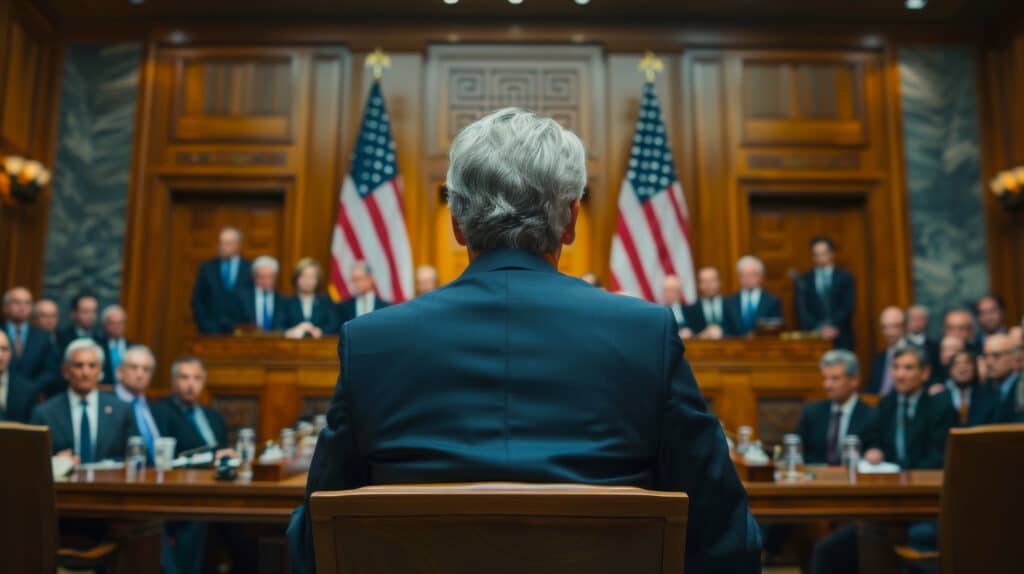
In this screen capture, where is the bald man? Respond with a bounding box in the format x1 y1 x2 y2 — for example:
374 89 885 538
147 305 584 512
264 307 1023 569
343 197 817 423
32 298 60 345
985 334 1020 406
415 265 440 295
867 306 906 395
3 287 58 392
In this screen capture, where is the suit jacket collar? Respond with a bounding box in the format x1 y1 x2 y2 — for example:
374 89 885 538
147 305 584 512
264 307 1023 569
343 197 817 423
461 249 558 277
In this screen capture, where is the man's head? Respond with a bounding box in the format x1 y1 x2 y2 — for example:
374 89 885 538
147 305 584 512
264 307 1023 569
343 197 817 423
661 275 683 306
949 350 979 387
63 338 105 395
944 308 976 342
117 345 156 395
101 305 127 339
810 236 835 269
984 333 1016 381
697 266 721 299
446 108 586 260
891 344 932 395
32 298 59 333
2 287 33 324
976 295 1005 335
415 265 439 295
906 305 929 336
879 306 906 348
171 356 207 406
735 256 765 291
69 293 99 331
350 262 375 296
939 335 965 367
0 330 10 375
291 258 323 296
251 256 279 292
218 226 243 259
580 272 602 288
818 349 859 404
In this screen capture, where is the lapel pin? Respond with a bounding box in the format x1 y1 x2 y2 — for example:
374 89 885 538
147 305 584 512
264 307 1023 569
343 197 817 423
104 405 113 414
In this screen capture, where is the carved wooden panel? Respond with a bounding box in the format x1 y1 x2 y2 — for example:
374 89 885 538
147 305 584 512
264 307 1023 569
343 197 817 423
757 398 804 448
425 45 604 157
170 52 298 143
301 397 332 420
211 394 261 436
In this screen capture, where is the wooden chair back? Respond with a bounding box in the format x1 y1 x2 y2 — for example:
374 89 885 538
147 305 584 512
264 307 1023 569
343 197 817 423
0 422 58 573
311 483 688 574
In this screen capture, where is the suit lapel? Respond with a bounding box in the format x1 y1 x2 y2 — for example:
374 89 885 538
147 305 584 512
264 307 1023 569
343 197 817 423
56 394 75 452
95 394 111 459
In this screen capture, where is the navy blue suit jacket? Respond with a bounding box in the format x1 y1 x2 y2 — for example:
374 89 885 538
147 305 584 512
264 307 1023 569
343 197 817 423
336 295 390 327
230 287 289 331
29 391 136 460
1 373 39 423
939 382 1002 428
794 267 855 349
722 291 783 336
287 249 760 574
152 397 229 455
281 294 340 335
861 390 955 469
191 257 253 334
5 323 60 396
793 398 873 464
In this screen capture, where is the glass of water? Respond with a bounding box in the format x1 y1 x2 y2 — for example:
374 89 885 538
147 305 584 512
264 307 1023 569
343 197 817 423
125 436 147 481
153 437 177 479
280 428 297 458
236 428 256 481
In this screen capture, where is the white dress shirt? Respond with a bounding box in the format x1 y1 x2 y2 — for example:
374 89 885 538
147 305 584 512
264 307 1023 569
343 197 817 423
833 393 860 442
0 371 8 413
68 389 99 457
701 296 723 325
356 293 376 317
299 295 315 321
115 384 160 442
670 303 685 325
740 289 762 314
815 265 834 294
190 405 218 447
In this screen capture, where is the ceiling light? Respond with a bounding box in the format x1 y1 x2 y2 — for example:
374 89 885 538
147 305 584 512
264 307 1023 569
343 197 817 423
508 0 524 5
443 0 458 4
905 0 926 9
575 0 591 4
129 0 144 5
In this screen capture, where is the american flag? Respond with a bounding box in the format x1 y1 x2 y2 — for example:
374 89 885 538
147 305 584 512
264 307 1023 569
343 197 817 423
330 81 413 303
609 81 696 303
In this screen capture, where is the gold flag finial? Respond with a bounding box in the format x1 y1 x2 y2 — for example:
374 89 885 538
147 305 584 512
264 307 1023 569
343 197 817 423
366 48 391 81
638 51 663 83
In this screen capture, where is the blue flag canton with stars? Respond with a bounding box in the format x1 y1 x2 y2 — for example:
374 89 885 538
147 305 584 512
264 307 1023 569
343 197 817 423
350 81 399 197
626 82 677 203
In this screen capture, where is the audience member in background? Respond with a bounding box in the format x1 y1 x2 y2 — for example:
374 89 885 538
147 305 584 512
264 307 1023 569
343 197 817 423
337 261 390 327
233 255 287 332
794 236 856 350
3 286 58 393
153 356 230 574
56 293 99 349
985 333 1020 407
191 226 253 334
944 307 980 353
113 345 161 462
415 264 440 295
580 271 602 288
905 304 939 370
0 329 38 423
932 334 965 383
662 274 688 336
928 349 1000 427
684 266 726 340
1003 334 1024 422
29 338 135 461
32 298 60 345
96 305 132 388
723 255 782 336
795 350 873 465
282 258 338 339
976 295 1007 342
867 306 906 395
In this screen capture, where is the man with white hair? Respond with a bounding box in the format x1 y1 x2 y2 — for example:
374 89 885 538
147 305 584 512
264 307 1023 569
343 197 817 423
232 255 287 332
288 108 761 574
415 264 440 295
723 255 783 336
96 304 133 386
113 345 160 461
191 226 253 334
29 338 135 461
337 261 390 326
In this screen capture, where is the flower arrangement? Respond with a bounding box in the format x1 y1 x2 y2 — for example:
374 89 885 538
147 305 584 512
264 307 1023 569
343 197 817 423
0 155 51 207
989 167 1024 210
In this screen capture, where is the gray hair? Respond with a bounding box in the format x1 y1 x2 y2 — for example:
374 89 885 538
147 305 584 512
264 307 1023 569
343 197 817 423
819 349 860 378
252 255 280 275
445 107 587 255
101 304 126 323
736 255 765 273
64 338 105 368
220 226 243 241
893 342 930 369
171 356 206 380
123 344 156 367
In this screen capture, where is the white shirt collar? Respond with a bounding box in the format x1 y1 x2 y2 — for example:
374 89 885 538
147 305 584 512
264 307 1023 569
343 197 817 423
834 393 859 416
68 388 99 407
114 383 144 404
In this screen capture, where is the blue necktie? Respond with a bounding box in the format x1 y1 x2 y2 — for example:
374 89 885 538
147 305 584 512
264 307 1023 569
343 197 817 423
262 294 272 331
743 294 756 331
109 341 121 373
221 260 233 289
895 397 908 467
134 399 155 463
79 399 94 464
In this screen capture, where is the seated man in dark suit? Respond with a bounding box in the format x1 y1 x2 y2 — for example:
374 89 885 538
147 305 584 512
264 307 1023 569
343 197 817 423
31 298 60 346
288 108 761 574
29 338 135 461
866 306 906 395
231 255 288 332
794 236 855 350
661 274 688 336
927 349 1001 427
282 258 339 339
56 292 99 350
723 255 783 336
0 329 39 423
336 261 390 327
4 286 60 396
112 345 162 462
985 333 1021 409
795 349 873 465
683 266 726 340
944 307 981 354
905 304 940 372
95 305 133 389
191 226 253 334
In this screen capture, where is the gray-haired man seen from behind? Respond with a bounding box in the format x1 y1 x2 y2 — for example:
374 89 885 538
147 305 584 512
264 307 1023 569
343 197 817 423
287 108 761 573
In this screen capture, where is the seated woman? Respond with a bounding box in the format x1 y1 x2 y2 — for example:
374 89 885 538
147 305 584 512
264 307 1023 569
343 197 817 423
281 258 339 339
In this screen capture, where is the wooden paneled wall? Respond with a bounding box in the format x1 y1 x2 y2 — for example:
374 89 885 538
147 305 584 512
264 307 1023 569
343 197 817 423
0 0 60 294
116 26 919 379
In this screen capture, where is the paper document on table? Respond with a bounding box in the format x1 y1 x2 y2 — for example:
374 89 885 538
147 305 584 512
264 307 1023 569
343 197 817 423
857 460 901 474
51 455 74 479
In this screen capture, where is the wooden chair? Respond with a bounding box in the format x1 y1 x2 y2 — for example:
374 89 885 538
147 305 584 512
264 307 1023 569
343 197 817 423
895 423 1024 572
310 483 688 574
0 422 118 572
